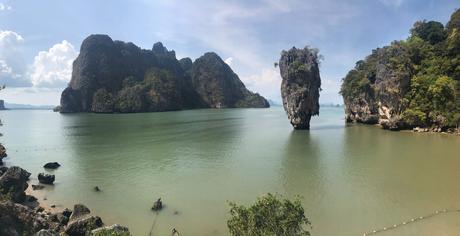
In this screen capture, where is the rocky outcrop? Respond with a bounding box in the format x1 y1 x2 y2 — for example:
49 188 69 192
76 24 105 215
0 100 5 110
60 34 269 113
279 47 321 129
0 143 7 165
341 9 460 131
65 215 103 236
0 166 31 202
0 201 50 235
69 203 91 221
191 52 269 108
342 43 413 130
91 224 130 236
43 162 60 169
38 173 55 185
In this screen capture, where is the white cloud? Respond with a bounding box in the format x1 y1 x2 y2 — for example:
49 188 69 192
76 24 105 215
241 68 281 100
224 57 233 66
0 30 23 45
0 30 30 86
0 3 12 11
30 40 78 87
0 60 12 74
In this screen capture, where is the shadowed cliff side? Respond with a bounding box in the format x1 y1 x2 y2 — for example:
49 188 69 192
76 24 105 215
60 34 269 113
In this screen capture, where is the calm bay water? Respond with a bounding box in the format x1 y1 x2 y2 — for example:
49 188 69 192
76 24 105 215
1 107 460 236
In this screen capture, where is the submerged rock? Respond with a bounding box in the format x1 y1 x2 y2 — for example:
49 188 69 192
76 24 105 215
32 184 45 190
0 166 31 202
279 47 321 129
38 173 55 185
43 162 61 169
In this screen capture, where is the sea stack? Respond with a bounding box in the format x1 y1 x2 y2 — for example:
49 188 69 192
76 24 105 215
279 47 321 129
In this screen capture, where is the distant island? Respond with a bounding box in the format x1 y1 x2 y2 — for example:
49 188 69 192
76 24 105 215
59 35 269 113
341 8 460 132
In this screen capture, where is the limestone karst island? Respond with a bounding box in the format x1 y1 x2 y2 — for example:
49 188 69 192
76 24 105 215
1 1 460 236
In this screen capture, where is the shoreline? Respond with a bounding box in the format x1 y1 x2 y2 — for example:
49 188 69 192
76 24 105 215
0 140 132 235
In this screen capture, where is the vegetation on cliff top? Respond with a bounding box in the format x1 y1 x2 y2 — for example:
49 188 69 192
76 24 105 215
341 8 460 129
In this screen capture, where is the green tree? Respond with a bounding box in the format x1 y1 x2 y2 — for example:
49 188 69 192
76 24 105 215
411 20 447 44
227 193 311 236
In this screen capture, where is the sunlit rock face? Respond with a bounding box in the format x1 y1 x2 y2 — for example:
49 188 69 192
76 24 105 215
279 47 321 130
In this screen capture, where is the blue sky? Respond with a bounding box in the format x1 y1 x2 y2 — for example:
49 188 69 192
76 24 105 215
0 0 458 105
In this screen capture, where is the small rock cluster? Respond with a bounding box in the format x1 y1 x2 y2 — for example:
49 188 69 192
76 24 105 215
0 165 131 235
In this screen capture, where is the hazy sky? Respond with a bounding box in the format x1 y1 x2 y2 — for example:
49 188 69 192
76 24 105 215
0 0 458 105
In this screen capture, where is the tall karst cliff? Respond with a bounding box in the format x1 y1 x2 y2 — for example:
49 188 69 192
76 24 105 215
341 9 460 131
60 35 269 113
279 47 321 130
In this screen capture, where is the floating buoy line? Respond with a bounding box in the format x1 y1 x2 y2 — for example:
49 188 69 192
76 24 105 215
363 208 460 236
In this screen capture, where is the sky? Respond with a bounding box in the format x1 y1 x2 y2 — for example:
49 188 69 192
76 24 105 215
0 0 459 105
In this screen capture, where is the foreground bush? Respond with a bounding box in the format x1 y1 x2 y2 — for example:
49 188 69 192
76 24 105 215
227 193 311 236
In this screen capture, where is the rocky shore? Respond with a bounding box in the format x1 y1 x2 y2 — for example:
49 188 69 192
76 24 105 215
0 146 131 235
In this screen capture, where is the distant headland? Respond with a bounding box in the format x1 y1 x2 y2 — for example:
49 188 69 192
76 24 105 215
59 35 269 113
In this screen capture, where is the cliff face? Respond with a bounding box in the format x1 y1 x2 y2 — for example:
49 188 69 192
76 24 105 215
279 47 321 130
341 9 460 131
0 100 5 110
191 53 269 108
342 43 413 129
60 35 269 113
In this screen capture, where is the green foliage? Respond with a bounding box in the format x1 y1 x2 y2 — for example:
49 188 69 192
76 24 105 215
410 20 447 44
341 8 460 129
92 88 114 113
447 9 460 33
115 84 145 113
401 108 427 126
227 193 311 236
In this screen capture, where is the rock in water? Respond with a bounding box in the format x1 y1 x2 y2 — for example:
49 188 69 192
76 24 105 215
152 198 163 211
43 162 61 169
0 143 7 165
38 173 55 185
279 47 321 129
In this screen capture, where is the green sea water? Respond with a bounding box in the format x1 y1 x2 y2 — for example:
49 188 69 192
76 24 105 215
1 107 460 236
